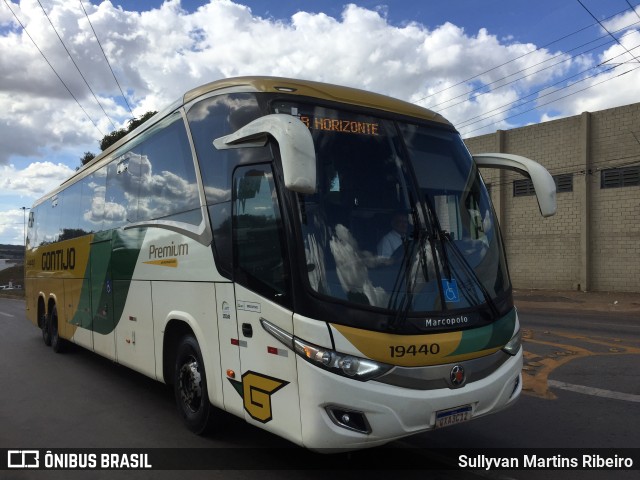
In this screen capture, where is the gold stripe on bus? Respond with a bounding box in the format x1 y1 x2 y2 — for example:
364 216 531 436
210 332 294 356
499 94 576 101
331 323 466 367
26 235 93 340
143 258 179 268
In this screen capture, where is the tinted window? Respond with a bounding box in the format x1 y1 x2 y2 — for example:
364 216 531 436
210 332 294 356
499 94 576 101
38 195 61 245
188 93 269 205
209 202 232 278
79 169 106 233
58 182 83 241
99 113 201 231
136 114 200 223
188 93 271 280
233 164 290 303
104 153 139 230
30 204 44 247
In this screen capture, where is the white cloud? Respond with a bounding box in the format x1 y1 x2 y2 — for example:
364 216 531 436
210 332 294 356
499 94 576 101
0 161 75 197
0 0 587 167
0 209 27 245
533 28 640 120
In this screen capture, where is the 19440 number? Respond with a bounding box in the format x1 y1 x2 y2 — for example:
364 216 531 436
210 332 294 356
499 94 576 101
388 344 440 358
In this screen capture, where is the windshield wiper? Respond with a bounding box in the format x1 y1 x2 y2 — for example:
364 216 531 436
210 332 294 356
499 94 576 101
386 207 433 332
386 226 418 331
438 231 500 319
420 194 498 316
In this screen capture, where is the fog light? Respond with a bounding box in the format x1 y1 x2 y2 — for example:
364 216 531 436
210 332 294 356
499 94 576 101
511 374 521 398
326 406 371 434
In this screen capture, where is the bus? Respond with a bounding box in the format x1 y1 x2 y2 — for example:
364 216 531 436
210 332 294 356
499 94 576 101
25 76 556 451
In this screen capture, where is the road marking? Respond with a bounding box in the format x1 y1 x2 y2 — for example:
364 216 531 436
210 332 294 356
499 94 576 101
583 321 640 329
522 328 640 400
0 311 14 317
548 380 640 403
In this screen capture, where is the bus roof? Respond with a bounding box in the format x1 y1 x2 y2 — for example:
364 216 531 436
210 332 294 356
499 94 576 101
184 76 450 126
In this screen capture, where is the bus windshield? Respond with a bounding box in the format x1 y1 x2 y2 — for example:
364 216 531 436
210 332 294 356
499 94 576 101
274 102 510 317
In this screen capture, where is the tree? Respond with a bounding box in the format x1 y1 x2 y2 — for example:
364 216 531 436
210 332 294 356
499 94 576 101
79 151 95 167
81 111 158 166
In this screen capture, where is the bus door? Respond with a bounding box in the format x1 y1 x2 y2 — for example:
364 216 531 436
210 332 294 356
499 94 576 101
228 164 302 444
89 236 116 360
215 282 244 418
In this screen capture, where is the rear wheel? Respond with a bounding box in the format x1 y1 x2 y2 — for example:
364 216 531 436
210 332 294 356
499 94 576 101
173 335 212 434
41 309 51 346
50 305 66 353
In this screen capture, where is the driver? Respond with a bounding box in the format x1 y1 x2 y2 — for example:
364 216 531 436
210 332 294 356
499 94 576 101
377 212 409 258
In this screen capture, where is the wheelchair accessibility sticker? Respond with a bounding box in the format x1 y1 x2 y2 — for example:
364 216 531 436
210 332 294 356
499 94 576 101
442 279 460 303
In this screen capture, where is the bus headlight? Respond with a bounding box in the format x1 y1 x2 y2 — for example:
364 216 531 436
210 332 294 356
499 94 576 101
502 329 522 356
293 337 392 381
260 318 392 381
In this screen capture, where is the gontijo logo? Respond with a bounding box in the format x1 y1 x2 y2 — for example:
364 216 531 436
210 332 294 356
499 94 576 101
41 248 76 271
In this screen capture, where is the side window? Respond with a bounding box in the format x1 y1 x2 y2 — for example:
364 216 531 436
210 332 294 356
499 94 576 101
209 202 232 278
104 153 139 230
28 206 40 248
137 115 201 223
233 164 290 304
58 182 83 241
79 168 107 233
39 195 61 245
188 93 271 279
187 93 269 205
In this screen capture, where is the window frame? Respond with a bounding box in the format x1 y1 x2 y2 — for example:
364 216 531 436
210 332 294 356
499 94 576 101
231 163 292 307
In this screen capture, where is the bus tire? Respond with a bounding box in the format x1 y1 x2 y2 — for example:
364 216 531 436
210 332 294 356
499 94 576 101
41 310 52 347
173 334 212 435
50 305 66 353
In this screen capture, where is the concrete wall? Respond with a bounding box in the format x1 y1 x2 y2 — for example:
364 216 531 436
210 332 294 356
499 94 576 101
464 102 640 293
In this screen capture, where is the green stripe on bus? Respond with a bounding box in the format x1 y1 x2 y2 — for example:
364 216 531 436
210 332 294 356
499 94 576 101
446 309 516 357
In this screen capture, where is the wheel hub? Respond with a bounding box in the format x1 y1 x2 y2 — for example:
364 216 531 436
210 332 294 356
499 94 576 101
179 358 202 413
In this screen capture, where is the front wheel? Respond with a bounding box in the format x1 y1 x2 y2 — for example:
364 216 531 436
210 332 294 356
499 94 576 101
173 335 212 435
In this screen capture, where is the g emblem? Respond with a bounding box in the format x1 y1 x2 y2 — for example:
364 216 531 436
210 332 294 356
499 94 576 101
228 371 289 423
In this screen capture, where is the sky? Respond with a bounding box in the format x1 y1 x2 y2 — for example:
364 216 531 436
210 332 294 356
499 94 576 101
1 0 639 244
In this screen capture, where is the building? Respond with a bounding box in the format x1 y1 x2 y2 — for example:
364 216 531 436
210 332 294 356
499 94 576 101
464 102 640 293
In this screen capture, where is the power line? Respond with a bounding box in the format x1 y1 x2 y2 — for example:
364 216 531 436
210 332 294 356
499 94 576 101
1 0 105 137
453 2 640 137
433 25 640 115
457 64 619 129
415 4 639 106
576 0 640 64
79 0 134 119
454 42 640 129
36 0 117 130
459 63 640 136
627 0 640 21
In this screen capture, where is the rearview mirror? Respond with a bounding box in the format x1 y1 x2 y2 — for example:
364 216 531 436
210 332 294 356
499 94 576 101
213 114 317 194
473 153 557 217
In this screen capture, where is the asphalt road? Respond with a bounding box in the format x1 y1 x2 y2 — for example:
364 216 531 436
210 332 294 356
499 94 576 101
1 297 638 479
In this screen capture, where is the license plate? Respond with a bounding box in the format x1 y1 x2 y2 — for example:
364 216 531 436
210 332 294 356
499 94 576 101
435 405 472 429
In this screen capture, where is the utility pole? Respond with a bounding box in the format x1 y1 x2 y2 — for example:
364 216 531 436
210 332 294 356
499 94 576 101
20 207 27 247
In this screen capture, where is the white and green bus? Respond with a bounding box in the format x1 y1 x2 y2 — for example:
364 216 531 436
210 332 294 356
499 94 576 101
25 76 556 450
